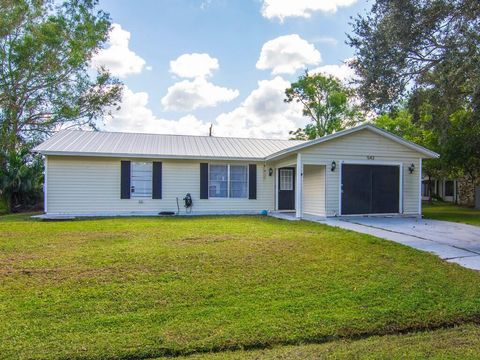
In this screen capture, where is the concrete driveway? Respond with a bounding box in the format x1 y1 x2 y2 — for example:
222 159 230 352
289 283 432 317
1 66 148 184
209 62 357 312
322 217 480 271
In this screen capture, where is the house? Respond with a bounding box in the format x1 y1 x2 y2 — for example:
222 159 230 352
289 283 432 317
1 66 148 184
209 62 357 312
33 124 439 218
421 177 458 203
422 176 478 207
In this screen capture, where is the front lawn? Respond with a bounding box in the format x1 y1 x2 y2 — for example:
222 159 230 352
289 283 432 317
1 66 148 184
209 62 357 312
423 202 480 226
1 215 480 359
181 324 480 359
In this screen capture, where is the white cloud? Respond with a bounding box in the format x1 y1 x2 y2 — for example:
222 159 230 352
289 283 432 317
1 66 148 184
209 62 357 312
91 23 146 78
103 87 208 135
213 76 306 138
169 53 219 78
104 80 307 139
261 0 358 21
256 34 321 75
161 77 239 112
311 59 356 83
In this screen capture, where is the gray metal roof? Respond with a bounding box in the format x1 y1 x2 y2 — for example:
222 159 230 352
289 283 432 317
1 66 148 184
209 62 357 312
33 124 439 161
33 130 305 160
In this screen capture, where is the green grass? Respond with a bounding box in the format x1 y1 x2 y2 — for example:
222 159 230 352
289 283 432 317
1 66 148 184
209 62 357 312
1 215 480 359
423 202 480 226
180 324 480 359
0 197 8 215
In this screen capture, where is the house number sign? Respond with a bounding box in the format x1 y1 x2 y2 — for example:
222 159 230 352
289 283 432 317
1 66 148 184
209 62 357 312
367 155 375 160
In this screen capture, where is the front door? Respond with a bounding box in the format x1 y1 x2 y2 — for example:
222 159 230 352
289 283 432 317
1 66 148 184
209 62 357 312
278 167 295 210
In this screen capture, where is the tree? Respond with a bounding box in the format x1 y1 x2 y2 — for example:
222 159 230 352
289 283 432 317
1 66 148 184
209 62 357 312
349 0 480 204
285 72 361 140
348 0 480 116
0 144 43 212
0 0 122 210
442 109 480 192
374 108 442 202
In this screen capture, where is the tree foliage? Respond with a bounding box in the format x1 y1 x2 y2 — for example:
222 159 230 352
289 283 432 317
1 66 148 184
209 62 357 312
0 0 122 211
0 144 43 212
348 0 480 115
285 72 361 140
374 108 442 186
349 0 480 201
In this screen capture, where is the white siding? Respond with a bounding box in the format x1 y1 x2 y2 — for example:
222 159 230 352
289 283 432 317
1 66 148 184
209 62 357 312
272 129 424 216
46 156 274 215
274 155 297 168
303 165 325 216
46 128 426 217
298 129 422 216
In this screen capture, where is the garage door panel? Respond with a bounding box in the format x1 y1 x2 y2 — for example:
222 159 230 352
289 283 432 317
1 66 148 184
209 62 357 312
371 166 399 214
342 164 400 215
342 165 371 214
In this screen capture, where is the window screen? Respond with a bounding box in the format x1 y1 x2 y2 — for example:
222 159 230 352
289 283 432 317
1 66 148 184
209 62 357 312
230 165 247 198
131 162 152 198
208 164 248 198
279 169 293 191
209 165 228 198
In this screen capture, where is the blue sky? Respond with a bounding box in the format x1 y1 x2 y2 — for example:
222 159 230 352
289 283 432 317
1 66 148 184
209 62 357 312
93 0 369 138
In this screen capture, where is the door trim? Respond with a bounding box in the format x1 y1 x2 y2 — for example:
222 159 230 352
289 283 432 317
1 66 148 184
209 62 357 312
339 160 403 216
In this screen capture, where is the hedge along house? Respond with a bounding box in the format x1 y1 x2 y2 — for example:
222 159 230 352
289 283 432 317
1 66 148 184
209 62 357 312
33 124 439 218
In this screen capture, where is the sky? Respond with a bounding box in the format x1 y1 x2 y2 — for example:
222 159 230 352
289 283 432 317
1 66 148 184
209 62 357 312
92 0 369 139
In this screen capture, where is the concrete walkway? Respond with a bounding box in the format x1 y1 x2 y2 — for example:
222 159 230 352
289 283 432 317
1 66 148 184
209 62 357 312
320 217 480 271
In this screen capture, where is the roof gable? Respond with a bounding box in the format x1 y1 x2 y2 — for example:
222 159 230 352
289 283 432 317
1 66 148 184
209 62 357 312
266 124 439 160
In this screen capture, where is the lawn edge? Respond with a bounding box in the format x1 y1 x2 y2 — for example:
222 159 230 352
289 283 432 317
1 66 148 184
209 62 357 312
91 318 480 360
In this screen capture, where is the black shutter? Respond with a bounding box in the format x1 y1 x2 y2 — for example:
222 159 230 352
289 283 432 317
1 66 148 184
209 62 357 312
248 164 257 199
200 163 209 199
152 162 162 199
120 161 131 199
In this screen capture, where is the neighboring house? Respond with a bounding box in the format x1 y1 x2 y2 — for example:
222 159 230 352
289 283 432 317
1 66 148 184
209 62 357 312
33 124 439 218
421 177 458 203
422 177 477 206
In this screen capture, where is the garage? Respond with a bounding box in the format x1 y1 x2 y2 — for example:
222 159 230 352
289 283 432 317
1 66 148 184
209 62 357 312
341 164 401 215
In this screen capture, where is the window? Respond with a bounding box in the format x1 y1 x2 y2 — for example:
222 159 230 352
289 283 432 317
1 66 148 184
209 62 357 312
421 180 430 197
209 164 248 198
279 169 293 191
131 162 152 198
445 180 454 197
209 165 228 198
230 165 248 198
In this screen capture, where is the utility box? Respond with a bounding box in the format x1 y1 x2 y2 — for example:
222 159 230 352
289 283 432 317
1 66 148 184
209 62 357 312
476 186 480 210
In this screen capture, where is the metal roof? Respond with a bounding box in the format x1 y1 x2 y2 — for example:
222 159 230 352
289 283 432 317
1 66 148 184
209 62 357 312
33 130 305 160
33 124 439 160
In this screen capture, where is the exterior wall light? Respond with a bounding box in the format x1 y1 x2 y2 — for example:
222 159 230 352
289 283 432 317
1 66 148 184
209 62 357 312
331 161 336 172
408 163 415 174
268 168 273 176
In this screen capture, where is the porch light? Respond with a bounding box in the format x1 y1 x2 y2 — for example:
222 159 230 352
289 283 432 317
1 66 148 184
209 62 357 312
331 161 336 172
408 163 415 174
268 168 273 176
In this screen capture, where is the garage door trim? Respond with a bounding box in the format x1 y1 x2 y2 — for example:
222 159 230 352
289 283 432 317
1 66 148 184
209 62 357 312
339 160 403 216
